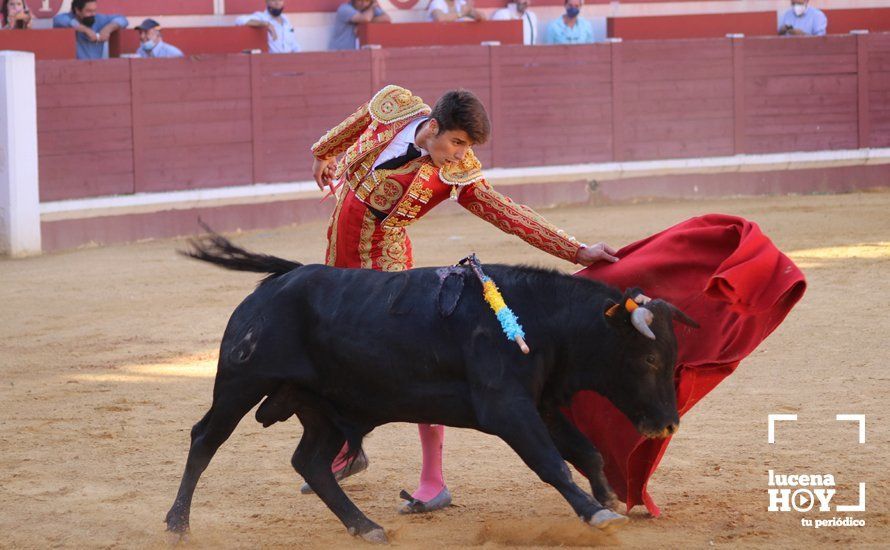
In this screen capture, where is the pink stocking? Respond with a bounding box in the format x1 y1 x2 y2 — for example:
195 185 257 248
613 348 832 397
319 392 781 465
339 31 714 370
331 443 350 473
412 424 446 501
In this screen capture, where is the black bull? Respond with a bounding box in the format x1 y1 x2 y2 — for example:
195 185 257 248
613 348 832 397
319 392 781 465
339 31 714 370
165 234 697 543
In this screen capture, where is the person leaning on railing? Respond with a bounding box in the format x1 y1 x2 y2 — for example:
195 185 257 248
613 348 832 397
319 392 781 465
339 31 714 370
236 0 301 54
52 0 129 60
1 0 31 29
428 0 486 22
330 0 390 51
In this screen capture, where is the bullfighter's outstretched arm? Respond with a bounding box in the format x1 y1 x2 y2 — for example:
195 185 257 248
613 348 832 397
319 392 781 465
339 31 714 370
458 179 585 264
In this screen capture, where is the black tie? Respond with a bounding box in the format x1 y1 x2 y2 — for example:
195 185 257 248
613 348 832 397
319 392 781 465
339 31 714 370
376 143 422 170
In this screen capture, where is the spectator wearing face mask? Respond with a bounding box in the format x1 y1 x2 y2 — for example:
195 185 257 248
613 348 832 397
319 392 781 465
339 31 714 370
491 1 538 45
236 0 301 53
134 19 183 58
778 0 827 36
545 0 593 45
2 0 32 30
52 0 128 60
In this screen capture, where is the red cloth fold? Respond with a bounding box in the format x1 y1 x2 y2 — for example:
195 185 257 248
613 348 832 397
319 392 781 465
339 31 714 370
567 214 806 516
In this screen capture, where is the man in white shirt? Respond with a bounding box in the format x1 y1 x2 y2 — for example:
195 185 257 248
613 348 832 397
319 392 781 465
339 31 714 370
492 1 538 45
236 0 301 54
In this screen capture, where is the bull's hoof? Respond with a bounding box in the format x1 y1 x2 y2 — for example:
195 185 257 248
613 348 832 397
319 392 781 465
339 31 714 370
165 529 189 546
348 525 388 544
360 528 388 544
587 509 629 534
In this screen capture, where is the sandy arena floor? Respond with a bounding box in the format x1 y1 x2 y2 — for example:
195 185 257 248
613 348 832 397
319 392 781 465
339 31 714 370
1 191 888 549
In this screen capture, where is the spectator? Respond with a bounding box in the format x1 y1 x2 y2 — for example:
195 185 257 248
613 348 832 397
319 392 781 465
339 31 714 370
330 0 391 51
52 0 128 59
2 0 32 29
779 0 827 36
545 0 594 45
428 0 485 22
134 19 183 58
236 0 300 54
492 1 538 45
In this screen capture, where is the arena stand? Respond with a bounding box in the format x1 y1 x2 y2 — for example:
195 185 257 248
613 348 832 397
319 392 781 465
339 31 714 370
2 1 890 254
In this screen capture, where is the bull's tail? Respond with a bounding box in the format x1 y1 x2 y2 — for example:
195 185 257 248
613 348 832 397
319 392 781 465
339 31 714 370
181 224 302 281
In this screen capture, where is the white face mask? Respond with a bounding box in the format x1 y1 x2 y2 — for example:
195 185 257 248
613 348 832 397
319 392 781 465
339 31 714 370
793 4 806 16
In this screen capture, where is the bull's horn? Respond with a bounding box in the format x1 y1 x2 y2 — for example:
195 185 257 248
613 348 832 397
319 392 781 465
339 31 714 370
631 307 656 340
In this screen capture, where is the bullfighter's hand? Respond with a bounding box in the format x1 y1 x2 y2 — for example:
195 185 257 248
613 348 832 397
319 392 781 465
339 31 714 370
312 157 335 194
576 242 619 265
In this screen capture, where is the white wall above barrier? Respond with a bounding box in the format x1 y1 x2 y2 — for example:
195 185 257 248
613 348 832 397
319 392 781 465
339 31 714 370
0 50 42 257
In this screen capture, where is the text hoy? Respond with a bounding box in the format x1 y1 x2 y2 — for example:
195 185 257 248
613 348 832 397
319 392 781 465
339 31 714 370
767 470 865 513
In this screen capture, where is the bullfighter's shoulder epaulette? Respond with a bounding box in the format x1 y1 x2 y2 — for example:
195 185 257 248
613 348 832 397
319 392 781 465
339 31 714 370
439 148 484 187
368 85 431 124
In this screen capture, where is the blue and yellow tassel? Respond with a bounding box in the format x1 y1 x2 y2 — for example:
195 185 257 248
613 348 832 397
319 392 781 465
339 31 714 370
460 254 530 354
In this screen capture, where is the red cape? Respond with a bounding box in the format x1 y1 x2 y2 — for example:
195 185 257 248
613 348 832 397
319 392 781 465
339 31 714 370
567 214 806 516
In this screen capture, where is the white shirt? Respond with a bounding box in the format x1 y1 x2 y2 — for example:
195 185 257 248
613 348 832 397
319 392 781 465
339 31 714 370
236 10 301 54
428 0 468 21
492 4 539 45
373 118 429 169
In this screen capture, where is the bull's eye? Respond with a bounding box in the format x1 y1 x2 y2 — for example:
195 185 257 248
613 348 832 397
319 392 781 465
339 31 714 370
645 354 657 367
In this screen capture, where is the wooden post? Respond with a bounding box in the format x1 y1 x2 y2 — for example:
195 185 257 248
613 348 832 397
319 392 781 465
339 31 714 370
129 59 144 193
730 34 746 155
609 39 624 162
249 54 265 184
854 31 870 149
488 44 502 168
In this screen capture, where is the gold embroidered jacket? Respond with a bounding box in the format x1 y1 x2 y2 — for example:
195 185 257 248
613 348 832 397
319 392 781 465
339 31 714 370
311 85 584 263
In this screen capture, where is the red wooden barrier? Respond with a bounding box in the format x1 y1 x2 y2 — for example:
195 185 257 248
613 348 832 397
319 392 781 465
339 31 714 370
36 60 134 201
253 51 374 183
825 8 890 34
98 0 214 16
614 38 735 161
108 27 268 58
608 12 777 40
493 44 612 167
130 55 254 192
33 34 890 202
742 35 859 154
358 21 523 48
0 29 76 60
868 33 890 148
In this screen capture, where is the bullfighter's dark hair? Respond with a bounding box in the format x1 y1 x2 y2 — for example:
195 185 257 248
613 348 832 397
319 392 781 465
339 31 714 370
430 89 491 145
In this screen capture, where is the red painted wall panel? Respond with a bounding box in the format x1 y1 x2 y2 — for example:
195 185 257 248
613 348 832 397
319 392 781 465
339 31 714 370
131 55 254 192
253 51 374 183
614 39 735 161
0 29 75 60
494 44 612 167
98 0 214 16
32 33 890 203
109 27 268 57
743 35 859 154
825 8 890 34
868 34 890 148
608 12 776 40
36 60 134 201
